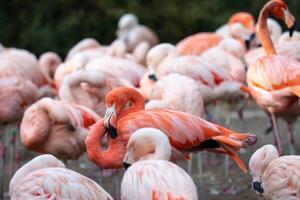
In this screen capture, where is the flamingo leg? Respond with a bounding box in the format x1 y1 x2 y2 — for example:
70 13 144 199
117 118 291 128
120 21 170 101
0 145 5 200
224 155 229 178
264 115 273 135
197 153 203 186
237 100 248 131
286 122 295 154
270 113 284 155
188 157 193 175
224 106 231 178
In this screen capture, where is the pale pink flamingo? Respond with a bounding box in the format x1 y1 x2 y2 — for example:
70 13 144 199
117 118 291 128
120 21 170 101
246 0 298 154
201 39 246 83
145 73 204 117
9 154 112 200
116 13 159 52
121 128 198 200
249 144 300 200
38 52 62 84
85 56 146 87
0 47 57 99
65 38 102 60
107 40 150 66
85 87 257 171
0 48 47 86
217 38 246 59
59 69 131 116
54 53 89 88
20 97 100 160
144 73 236 176
139 72 156 100
145 43 248 104
55 53 146 88
0 77 38 123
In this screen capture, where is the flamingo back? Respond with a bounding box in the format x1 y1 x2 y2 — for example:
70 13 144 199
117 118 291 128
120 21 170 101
11 167 113 200
121 160 198 200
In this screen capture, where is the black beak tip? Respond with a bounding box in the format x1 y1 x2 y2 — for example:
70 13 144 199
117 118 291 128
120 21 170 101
245 40 251 50
106 125 118 139
252 181 264 194
289 24 295 38
123 162 131 169
148 74 158 81
245 33 255 50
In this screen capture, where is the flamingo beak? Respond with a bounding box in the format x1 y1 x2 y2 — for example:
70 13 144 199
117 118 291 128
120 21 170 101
252 181 264 194
283 8 295 37
123 162 131 169
104 106 118 139
148 74 158 81
245 33 256 50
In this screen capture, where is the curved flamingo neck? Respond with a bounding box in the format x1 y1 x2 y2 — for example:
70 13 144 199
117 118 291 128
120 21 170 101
85 119 126 168
258 1 278 55
117 91 145 120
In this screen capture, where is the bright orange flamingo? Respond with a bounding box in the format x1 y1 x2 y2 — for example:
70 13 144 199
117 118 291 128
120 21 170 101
85 87 257 172
247 0 298 155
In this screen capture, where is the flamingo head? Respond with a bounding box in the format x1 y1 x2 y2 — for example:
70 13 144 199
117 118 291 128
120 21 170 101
249 144 279 195
117 13 138 37
104 87 145 139
269 0 295 37
146 43 178 80
123 128 171 169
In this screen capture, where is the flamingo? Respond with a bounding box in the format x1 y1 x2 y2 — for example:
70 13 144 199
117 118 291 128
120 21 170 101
59 69 136 116
201 39 246 83
20 97 100 160
107 40 151 66
145 43 248 104
65 38 102 61
85 87 257 172
55 52 146 89
85 56 146 87
116 13 159 52
249 144 300 200
121 128 198 200
178 12 255 56
9 154 112 200
217 38 246 60
145 73 204 117
0 48 47 87
38 52 62 83
246 0 298 154
0 77 38 123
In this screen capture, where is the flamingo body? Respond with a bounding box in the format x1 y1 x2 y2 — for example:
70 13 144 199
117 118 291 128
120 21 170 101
121 160 198 200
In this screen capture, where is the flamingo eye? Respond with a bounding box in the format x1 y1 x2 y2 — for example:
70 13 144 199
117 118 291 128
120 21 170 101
123 100 133 110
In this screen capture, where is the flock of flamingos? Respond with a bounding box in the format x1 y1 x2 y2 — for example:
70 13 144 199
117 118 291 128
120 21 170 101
1 0 300 199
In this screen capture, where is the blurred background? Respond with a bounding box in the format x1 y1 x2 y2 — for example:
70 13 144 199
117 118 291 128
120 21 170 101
0 0 299 57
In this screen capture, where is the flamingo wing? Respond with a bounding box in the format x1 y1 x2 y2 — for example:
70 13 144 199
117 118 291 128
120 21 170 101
11 168 113 200
248 55 300 95
118 109 256 172
176 33 222 55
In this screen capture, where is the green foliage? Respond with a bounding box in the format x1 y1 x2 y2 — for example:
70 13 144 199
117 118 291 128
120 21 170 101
0 0 299 57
